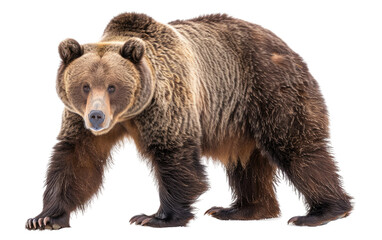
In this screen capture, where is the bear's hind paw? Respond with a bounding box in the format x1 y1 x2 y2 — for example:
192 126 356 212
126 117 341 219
288 211 350 227
205 205 280 220
129 213 192 228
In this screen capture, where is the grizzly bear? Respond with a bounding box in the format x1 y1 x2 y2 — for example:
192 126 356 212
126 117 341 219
26 13 352 230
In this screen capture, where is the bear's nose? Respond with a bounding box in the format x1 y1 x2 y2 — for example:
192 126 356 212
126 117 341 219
88 110 105 130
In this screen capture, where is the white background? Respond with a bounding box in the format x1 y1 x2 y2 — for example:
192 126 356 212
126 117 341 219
1 0 381 239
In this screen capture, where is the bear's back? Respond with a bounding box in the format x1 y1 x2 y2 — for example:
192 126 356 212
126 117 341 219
102 13 177 41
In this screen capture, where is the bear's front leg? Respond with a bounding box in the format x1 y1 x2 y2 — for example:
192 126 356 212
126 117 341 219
26 110 125 230
130 138 208 227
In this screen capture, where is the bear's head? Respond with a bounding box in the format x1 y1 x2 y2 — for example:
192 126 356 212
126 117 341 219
56 38 154 135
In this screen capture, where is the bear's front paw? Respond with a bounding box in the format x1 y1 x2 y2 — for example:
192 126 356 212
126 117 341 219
25 213 70 230
129 213 192 228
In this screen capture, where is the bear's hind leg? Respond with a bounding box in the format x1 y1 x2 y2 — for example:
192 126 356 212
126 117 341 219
206 148 280 220
271 143 352 226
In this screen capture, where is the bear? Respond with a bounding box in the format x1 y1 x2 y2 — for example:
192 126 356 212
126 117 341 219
26 13 352 230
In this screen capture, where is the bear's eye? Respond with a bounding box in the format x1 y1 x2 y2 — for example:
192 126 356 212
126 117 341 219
83 84 90 93
108 85 116 93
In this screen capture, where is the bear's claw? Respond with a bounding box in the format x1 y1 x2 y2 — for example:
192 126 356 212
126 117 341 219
205 207 224 216
129 214 153 226
26 217 58 230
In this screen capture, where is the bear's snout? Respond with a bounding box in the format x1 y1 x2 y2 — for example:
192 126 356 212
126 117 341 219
88 110 105 130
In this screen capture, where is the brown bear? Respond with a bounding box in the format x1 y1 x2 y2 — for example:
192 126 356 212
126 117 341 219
26 13 352 230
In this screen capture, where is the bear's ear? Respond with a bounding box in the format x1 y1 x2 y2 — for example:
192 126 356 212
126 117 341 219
120 38 145 63
58 38 83 64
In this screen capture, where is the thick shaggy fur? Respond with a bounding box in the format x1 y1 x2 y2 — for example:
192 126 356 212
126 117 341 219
26 13 352 230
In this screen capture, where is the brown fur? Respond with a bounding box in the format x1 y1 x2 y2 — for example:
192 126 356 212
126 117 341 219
26 13 352 230
203 135 257 167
